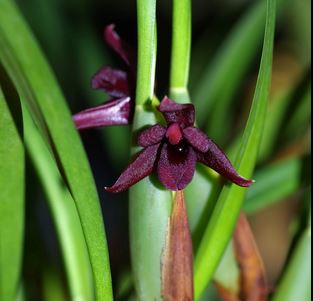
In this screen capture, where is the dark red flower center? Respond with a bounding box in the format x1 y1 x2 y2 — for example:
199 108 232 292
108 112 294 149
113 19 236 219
166 123 183 145
167 140 189 164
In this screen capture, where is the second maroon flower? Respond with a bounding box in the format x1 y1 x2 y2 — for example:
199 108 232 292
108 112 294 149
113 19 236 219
73 24 135 130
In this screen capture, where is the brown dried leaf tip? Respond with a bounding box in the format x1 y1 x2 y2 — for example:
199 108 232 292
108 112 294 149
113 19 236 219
162 190 194 301
233 212 268 301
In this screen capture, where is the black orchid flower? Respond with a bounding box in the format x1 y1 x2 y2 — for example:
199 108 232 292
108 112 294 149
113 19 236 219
73 24 135 129
106 97 253 192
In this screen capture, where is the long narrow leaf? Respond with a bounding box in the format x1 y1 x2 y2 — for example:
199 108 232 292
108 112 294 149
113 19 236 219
0 86 24 301
213 242 240 299
0 2 113 299
42 268 67 301
259 90 296 161
259 70 310 160
23 105 94 301
194 0 276 299
283 83 311 142
272 224 311 301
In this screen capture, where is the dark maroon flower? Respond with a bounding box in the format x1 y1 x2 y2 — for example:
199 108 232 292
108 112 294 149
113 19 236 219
106 97 253 192
73 24 135 130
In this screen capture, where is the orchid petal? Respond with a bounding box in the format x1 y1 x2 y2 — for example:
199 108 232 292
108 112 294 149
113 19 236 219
73 97 131 130
183 127 210 153
137 124 166 147
105 24 136 67
157 142 196 190
158 96 195 127
105 144 160 192
196 139 253 187
91 66 129 98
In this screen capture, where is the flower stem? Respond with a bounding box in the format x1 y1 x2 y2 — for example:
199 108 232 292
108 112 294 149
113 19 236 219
135 0 157 106
169 0 191 102
129 2 172 301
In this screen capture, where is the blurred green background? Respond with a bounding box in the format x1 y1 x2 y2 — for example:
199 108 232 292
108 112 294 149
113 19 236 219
12 0 310 300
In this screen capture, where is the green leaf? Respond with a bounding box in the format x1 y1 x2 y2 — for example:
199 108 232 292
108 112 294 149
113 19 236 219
284 0 311 66
283 83 311 142
244 157 301 213
194 0 277 299
15 284 25 301
272 224 311 301
0 2 113 300
115 270 134 300
16 0 65 73
42 268 68 301
23 105 94 301
213 242 240 296
0 86 24 301
259 70 311 160
227 69 310 163
259 90 295 161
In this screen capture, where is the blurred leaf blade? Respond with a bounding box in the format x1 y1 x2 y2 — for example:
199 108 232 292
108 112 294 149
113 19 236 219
213 242 240 299
42 268 68 301
283 83 311 142
185 168 219 236
194 0 276 299
0 87 24 301
0 1 113 300
259 89 294 160
192 0 268 127
23 104 94 301
272 224 311 301
259 68 310 160
244 157 302 214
